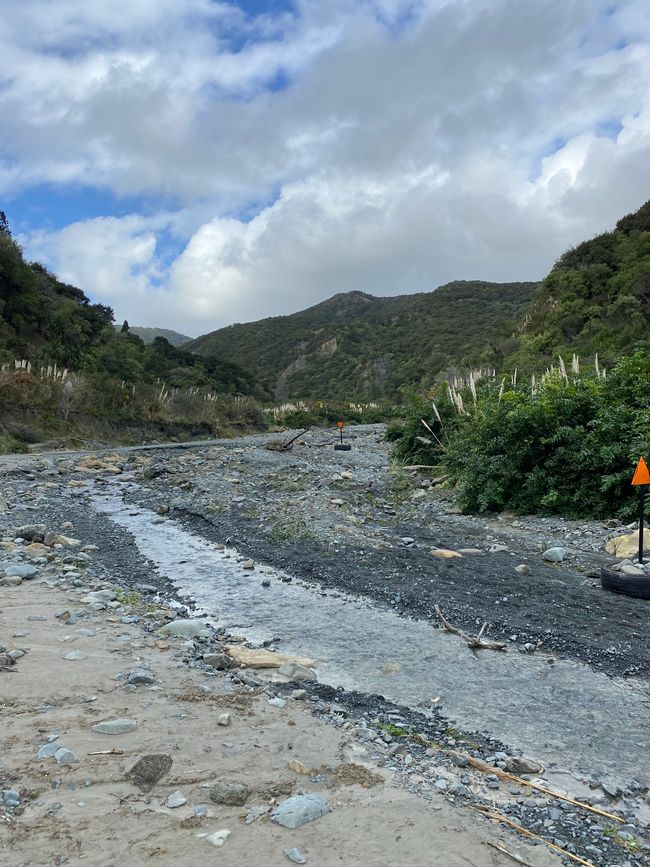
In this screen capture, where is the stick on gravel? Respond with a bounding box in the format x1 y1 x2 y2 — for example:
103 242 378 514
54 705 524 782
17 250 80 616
474 805 596 867
458 753 624 823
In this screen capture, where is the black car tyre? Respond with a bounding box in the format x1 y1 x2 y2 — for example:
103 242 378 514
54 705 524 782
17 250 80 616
601 563 650 599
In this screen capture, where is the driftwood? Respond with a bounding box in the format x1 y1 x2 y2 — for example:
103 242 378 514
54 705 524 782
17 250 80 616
485 842 536 867
435 606 507 652
456 752 623 823
475 806 596 867
266 427 311 452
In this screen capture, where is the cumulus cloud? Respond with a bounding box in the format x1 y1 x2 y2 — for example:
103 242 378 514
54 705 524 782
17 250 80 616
5 0 650 334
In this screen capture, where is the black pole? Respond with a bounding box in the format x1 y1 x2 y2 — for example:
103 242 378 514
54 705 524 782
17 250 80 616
340 426 344 445
640 486 647 564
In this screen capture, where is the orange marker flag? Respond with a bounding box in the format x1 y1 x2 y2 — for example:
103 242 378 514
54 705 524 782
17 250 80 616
632 457 650 486
337 421 344 428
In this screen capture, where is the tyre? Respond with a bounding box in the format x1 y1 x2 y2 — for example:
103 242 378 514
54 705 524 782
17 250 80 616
601 563 650 599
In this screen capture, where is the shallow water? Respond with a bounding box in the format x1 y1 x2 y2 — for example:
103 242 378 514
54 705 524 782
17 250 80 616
93 485 650 789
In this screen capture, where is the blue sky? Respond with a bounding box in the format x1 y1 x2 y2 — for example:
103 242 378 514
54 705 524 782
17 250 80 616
2 0 650 334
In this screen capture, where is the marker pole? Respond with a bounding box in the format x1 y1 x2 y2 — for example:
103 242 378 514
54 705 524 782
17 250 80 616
640 486 647 564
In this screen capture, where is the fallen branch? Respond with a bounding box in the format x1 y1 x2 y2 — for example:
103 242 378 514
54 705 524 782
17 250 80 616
266 427 311 452
435 606 507 652
88 749 124 756
458 752 623 823
474 805 595 867
485 841 536 866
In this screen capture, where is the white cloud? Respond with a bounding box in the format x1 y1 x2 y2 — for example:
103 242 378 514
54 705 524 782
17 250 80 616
5 0 650 334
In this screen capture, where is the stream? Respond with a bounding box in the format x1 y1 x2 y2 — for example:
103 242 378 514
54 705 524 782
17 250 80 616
93 483 650 794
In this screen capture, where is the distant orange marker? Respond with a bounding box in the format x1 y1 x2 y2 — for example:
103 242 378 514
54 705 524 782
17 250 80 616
632 457 650 486
337 421 344 428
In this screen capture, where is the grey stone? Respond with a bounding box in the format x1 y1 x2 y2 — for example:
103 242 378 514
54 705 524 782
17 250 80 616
209 781 250 806
7 650 24 661
278 662 317 682
55 748 78 764
203 652 232 670
268 696 287 708
92 718 137 735
38 742 59 759
271 794 329 829
435 779 448 791
5 564 38 579
13 524 47 541
283 848 307 864
218 713 231 727
64 651 88 661
128 668 155 686
194 805 208 817
157 619 211 639
542 546 566 562
0 576 23 586
126 754 173 792
515 564 531 575
85 590 116 603
505 756 544 775
2 789 20 806
488 544 509 554
165 790 187 808
291 689 307 700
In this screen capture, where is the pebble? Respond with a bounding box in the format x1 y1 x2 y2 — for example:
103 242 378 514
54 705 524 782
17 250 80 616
283 848 307 865
166 790 187 808
55 748 78 765
218 713 231 727
37 742 60 759
268 696 287 708
64 651 88 661
202 829 231 847
515 564 531 575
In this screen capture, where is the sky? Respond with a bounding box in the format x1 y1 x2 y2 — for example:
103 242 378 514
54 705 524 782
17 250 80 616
2 0 650 337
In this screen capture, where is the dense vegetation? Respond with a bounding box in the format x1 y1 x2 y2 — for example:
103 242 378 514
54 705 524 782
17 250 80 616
507 201 650 369
388 200 650 519
0 212 266 449
115 324 191 347
189 282 538 401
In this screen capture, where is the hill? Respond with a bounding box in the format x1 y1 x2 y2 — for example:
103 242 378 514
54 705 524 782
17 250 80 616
508 201 650 369
115 324 191 347
189 281 538 400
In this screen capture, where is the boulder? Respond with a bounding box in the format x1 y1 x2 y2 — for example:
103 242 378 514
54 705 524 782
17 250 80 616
430 548 462 559
542 547 566 562
271 793 329 829
157 619 211 639
209 781 250 806
605 530 650 558
224 645 314 669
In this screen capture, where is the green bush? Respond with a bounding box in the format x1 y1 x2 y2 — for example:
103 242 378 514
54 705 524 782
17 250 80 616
391 351 650 519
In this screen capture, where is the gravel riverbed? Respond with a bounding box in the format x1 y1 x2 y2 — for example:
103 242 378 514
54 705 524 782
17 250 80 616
1 425 649 867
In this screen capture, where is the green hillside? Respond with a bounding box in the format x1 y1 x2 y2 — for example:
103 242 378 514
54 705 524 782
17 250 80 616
508 201 650 368
115 324 191 347
189 281 538 400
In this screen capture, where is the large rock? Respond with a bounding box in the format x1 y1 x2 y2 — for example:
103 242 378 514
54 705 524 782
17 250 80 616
209 781 250 806
92 718 137 735
278 662 318 682
225 645 314 669
13 524 46 541
271 793 329 829
606 530 650 558
542 547 566 562
157 619 211 639
126 754 173 792
4 564 38 579
505 756 544 775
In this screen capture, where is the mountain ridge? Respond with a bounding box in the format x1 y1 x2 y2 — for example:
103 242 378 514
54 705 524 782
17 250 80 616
188 280 539 400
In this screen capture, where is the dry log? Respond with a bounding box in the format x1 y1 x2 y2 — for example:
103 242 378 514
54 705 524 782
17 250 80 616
266 427 311 452
456 752 623 823
474 805 596 867
485 841 536 866
434 606 507 652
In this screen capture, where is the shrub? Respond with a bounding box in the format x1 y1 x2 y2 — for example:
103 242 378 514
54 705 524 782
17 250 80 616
390 351 650 519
